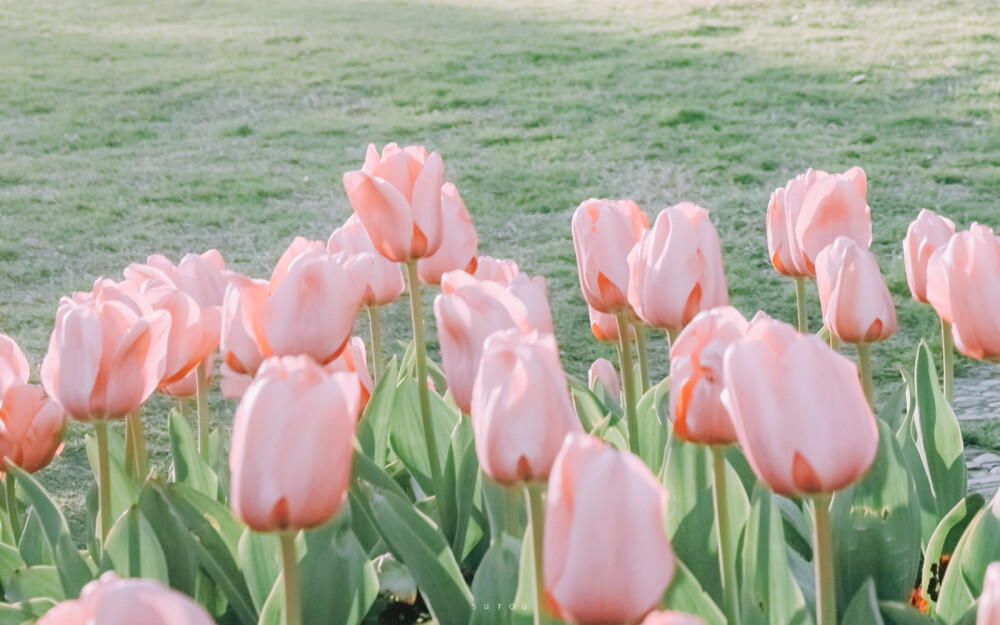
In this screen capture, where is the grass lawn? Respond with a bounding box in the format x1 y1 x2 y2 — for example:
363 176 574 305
2 0 1000 539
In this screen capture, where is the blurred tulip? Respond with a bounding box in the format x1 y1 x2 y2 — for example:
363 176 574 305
162 355 213 398
434 271 553 413
324 337 374 411
473 256 520 283
979 562 1000 625
417 183 478 285
38 572 214 625
903 209 956 304
0 334 30 393
721 314 877 496
628 203 728 332
588 357 619 403
669 306 748 445
343 143 445 262
545 433 674 625
588 305 634 343
0 382 65 473
328 214 405 306
229 356 360 532
815 237 897 344
470 330 581 484
642 611 705 625
572 198 648 314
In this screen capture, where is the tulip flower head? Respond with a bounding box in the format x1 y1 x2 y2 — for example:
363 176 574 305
572 198 648 314
328 214 405 306
417 183 478 285
979 562 1000 625
229 356 361 532
473 256 520 283
903 209 956 304
669 306 748 445
343 143 445 262
628 203 728 333
588 357 620 403
815 237 897 344
0 333 30 394
545 434 675 625
0 383 65 473
642 611 705 625
721 314 878 497
588 305 634 343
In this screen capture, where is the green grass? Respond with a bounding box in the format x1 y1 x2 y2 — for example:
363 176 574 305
2 0 1000 539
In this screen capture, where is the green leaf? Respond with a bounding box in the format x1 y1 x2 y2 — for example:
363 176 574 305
84 429 139 524
660 556 726 625
168 409 219 498
17 510 52 567
470 535 522 625
877 381 908 432
843 578 886 625
441 417 481 561
257 575 283 625
388 377 458 496
921 494 985 613
0 543 25 589
102 505 169 584
878 600 937 625
0 598 56 624
137 483 198 596
374 554 417 604
831 420 921 611
356 358 400 467
936 488 1000 622
4 566 63 603
636 378 668 475
238 529 281 614
741 484 814 625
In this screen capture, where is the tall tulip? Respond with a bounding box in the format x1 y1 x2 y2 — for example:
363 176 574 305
545 434 674 625
588 357 620 404
903 209 956 304
980 562 1000 625
0 334 29 393
417 183 478 285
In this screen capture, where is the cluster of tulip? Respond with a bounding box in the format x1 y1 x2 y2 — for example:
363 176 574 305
0 144 999 625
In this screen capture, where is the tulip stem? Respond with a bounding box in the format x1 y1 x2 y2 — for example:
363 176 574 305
711 447 740 625
635 322 651 395
95 420 112 544
405 261 443 496
794 277 809 333
5 473 20 543
857 343 874 406
367 305 384 382
280 531 302 625
524 483 550 625
941 318 954 403
614 312 640 456
829 329 841 353
812 494 836 625
195 361 211 463
125 409 148 480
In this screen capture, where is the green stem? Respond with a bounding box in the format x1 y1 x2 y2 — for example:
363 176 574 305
5 473 20 542
405 261 443 496
614 312 640 456
941 318 954 403
196 361 210 463
125 409 148 480
711 447 740 625
634 322 651 394
367 305 384 382
812 494 836 625
525 483 550 625
794 276 809 333
666 327 679 350
95 420 112 543
829 330 841 353
280 531 302 625
857 343 874 407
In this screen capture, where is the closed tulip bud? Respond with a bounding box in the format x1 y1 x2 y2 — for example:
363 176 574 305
979 562 1000 625
572 198 649 314
589 305 634 343
928 224 1000 361
545 434 675 625
220 275 271 397
588 357 620 403
0 383 65 473
41 293 171 421
766 168 828 277
141 285 217 387
642 611 705 625
38 572 214 625
324 336 374 411
328 214 405 306
434 271 553 414
473 256 520 283
343 143 444 262
470 331 581 484
229 356 360 532
669 306 748 445
721 314 878 497
417 183 478 285
815 237 897 344
903 209 956 304
0 334 30 393
628 203 728 332
162 355 213 399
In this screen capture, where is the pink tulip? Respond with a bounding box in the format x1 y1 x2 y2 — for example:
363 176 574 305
324 337 374 411
162 355 214 399
589 305 634 343
927 224 1000 360
815 237 897 344
721 314 878 496
417 183 478 285
229 356 360 531
669 306 748 445
903 209 956 304
434 271 553 414
0 383 65 473
38 572 214 625
0 334 30 393
41 286 171 421
328 214 405 306
642 611 705 625
979 562 1000 625
220 274 271 396
470 330 581 484
140 285 217 387
572 198 649 314
588 357 620 403
545 434 674 625
473 256 520 283
269 237 327 287
628 203 728 332
343 143 444 262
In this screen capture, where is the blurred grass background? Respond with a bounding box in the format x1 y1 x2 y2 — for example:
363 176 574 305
2 0 1000 538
